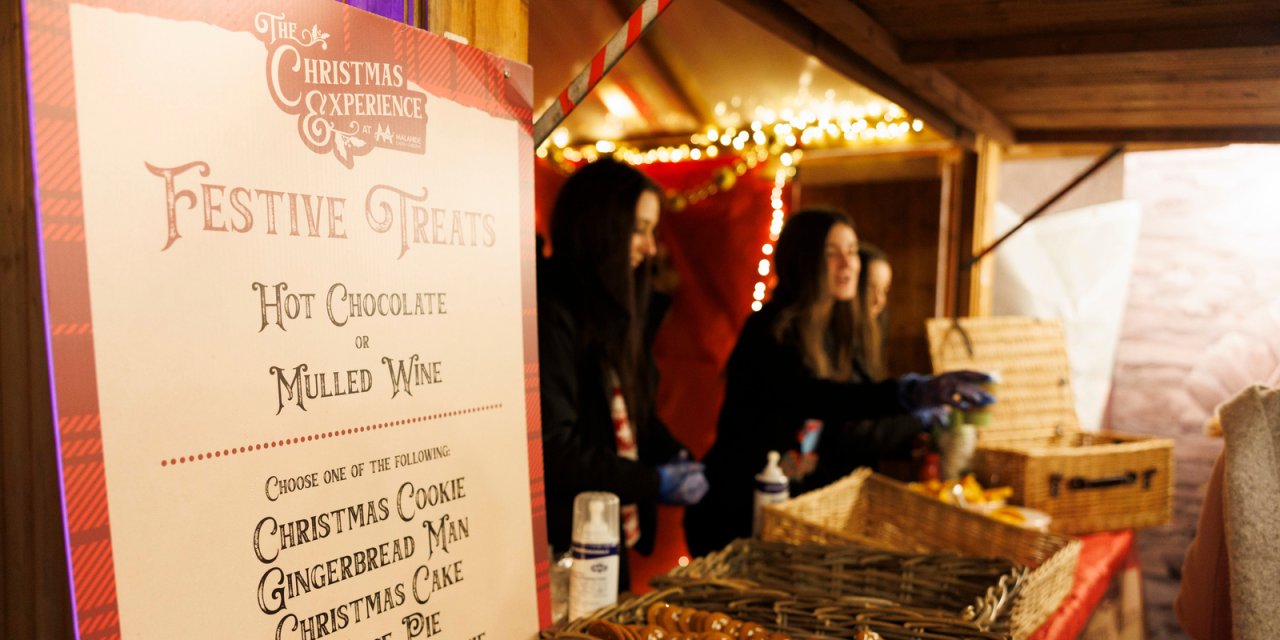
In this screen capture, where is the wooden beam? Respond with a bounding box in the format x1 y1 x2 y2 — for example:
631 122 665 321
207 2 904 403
1006 142 1219 159
944 47 1280 90
968 136 1000 317
2 0 75 636
428 0 528 62
937 136 999 319
980 79 1280 113
937 150 976 318
1017 127 1280 144
758 0 1015 146
903 23 1280 63
719 0 1010 148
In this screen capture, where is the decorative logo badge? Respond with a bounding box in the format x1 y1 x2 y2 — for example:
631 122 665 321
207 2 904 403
253 12 427 168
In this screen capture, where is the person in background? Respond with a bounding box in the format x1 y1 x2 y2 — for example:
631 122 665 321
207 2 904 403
856 243 893 380
538 159 708 587
683 209 991 556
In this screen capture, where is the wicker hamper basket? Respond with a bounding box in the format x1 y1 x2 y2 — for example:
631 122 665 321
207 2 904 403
661 539 1028 631
760 468 1080 639
543 579 1018 639
925 316 1174 535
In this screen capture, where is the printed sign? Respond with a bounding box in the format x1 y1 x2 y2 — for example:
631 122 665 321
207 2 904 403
23 0 547 638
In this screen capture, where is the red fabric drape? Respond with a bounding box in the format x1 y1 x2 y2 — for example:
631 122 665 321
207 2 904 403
534 157 786 591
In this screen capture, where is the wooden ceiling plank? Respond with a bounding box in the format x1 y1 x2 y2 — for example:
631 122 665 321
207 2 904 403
976 78 1280 112
770 0 1015 145
858 0 1280 42
944 46 1280 80
1018 127 1280 143
1007 108 1280 128
902 23 1280 62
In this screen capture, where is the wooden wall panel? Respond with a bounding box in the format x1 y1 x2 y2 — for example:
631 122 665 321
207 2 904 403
2 0 75 637
429 0 528 62
798 177 944 377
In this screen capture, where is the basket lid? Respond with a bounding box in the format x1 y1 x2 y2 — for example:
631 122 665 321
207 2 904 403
926 316 1080 442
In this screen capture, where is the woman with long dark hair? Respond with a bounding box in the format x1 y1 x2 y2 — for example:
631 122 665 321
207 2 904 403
683 209 989 556
538 159 707 584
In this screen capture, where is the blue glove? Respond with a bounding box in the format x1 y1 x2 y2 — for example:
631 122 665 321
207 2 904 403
900 370 995 410
656 460 709 506
913 406 951 431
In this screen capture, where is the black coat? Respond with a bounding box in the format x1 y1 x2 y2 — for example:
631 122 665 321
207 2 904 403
538 268 685 557
683 301 914 556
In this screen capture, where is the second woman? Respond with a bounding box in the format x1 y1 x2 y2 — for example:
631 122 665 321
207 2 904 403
683 209 990 556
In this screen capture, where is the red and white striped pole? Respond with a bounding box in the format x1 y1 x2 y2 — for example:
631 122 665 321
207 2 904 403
533 0 676 148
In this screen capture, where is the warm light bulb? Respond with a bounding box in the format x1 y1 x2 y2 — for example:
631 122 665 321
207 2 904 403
552 128 571 148
762 244 773 256
751 300 763 311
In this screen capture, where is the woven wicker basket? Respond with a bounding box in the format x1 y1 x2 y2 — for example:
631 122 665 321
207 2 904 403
925 316 1174 534
662 539 1027 631
544 577 1018 639
760 469 1079 639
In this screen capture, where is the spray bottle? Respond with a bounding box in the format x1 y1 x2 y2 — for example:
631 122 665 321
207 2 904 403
568 492 620 620
753 451 789 536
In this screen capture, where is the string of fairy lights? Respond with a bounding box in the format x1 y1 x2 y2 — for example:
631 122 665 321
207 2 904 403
537 99 927 310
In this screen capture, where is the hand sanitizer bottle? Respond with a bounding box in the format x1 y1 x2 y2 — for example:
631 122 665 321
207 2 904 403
568 492 620 621
753 451 789 537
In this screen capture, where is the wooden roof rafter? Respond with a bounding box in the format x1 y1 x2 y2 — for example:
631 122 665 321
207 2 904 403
901 23 1280 63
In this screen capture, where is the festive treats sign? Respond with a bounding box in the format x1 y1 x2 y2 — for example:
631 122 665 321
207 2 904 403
24 0 546 637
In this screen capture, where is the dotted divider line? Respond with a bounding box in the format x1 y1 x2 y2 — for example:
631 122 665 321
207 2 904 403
159 403 503 468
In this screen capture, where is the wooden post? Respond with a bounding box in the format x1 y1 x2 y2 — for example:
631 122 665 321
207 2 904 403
428 0 529 63
1 1 75 638
939 149 975 319
968 136 1002 317
939 135 1001 319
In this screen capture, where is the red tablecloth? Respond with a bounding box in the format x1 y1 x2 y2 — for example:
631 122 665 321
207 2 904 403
1030 529 1138 639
